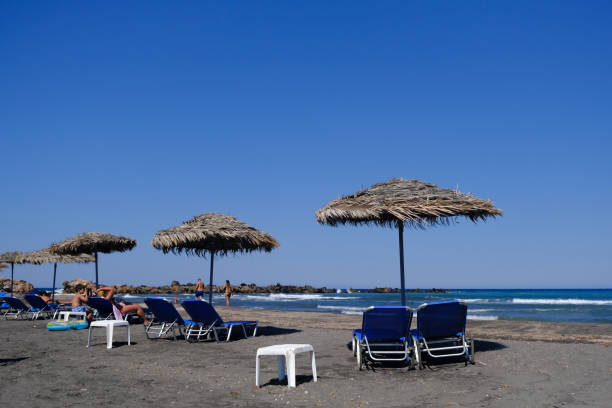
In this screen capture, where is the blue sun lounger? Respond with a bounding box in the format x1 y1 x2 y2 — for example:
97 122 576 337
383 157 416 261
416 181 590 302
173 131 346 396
144 297 194 340
181 300 258 342
1 296 35 320
23 294 65 320
0 292 9 310
86 297 116 320
411 300 474 369
352 306 414 370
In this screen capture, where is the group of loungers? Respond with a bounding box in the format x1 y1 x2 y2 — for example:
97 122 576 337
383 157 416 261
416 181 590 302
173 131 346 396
2 291 475 369
0 292 67 320
0 291 257 343
353 300 474 370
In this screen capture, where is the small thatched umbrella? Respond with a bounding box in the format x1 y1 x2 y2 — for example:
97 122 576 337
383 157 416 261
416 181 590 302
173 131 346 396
315 178 502 306
49 232 137 289
18 248 95 302
152 213 279 304
0 251 24 296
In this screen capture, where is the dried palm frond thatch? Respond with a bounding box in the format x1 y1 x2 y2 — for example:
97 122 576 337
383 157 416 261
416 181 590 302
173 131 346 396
0 251 23 296
49 232 136 289
18 248 95 265
315 178 502 306
152 213 279 257
315 178 502 228
18 248 94 302
0 251 23 264
49 232 137 255
152 212 279 303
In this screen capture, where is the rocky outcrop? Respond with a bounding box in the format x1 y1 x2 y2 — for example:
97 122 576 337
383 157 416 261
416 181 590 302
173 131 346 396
60 278 447 295
0 277 34 294
368 287 449 293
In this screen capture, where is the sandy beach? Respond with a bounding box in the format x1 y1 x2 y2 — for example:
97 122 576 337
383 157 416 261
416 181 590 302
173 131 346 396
1 304 611 408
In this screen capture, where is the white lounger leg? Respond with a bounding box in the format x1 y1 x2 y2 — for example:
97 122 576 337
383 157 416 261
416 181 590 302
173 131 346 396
87 326 93 348
310 351 317 382
127 324 131 346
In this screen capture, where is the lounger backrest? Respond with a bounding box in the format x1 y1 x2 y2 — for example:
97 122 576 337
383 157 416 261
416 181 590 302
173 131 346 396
145 297 185 325
416 300 467 338
86 297 114 316
181 300 225 327
362 306 413 340
2 296 30 311
24 294 48 310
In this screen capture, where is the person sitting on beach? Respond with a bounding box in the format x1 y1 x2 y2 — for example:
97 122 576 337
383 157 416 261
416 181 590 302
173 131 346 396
71 285 93 322
97 286 150 325
194 278 204 299
220 280 233 307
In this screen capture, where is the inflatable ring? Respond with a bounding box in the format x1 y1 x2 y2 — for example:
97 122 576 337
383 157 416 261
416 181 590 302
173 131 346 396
47 320 89 331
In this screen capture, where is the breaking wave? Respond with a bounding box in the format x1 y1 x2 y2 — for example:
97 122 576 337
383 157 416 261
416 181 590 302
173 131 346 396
512 298 612 306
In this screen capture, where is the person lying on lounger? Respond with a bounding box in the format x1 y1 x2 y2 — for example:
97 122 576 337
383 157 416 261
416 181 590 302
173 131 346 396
38 290 71 306
97 286 150 325
71 285 93 322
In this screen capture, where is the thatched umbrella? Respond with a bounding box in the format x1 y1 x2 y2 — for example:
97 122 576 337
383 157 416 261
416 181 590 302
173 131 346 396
315 178 502 306
0 251 23 296
152 213 279 304
18 248 95 302
49 232 137 289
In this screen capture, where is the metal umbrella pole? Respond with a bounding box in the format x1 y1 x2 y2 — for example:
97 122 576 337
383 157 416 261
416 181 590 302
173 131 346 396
208 251 215 304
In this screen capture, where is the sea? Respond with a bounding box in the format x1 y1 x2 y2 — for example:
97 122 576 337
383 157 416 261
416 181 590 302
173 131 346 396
100 288 612 324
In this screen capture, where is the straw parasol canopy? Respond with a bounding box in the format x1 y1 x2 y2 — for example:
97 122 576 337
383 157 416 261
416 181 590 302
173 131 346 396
18 248 95 265
0 251 24 296
50 232 137 288
152 213 279 303
18 248 95 301
316 178 502 305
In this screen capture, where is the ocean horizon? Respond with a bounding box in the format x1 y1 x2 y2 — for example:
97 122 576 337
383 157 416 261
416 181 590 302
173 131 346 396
47 288 610 325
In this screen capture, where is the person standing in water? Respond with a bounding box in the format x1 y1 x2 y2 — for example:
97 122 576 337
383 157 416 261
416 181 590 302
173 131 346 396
220 280 233 306
194 278 204 299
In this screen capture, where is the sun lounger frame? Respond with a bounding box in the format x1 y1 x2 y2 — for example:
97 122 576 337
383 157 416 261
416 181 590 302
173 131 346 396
24 294 67 320
411 300 474 369
1 296 34 320
352 306 414 370
144 297 191 341
181 300 258 342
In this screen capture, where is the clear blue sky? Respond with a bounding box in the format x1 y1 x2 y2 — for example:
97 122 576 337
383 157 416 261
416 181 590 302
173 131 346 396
1 1 610 289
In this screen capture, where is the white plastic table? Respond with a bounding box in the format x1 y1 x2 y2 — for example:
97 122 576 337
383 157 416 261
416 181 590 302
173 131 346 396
87 320 130 349
58 311 87 322
256 344 317 388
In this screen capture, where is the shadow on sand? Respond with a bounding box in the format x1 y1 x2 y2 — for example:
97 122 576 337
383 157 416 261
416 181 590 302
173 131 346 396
343 339 506 371
260 374 316 388
256 326 302 337
0 357 30 366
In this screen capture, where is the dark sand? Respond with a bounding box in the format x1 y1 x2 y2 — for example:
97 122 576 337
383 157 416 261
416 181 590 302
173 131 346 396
1 305 611 407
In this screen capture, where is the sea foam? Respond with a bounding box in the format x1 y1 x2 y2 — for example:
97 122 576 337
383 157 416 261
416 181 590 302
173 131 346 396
512 298 612 305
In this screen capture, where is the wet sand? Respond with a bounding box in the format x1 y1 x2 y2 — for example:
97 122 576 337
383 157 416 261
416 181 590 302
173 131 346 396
1 306 611 407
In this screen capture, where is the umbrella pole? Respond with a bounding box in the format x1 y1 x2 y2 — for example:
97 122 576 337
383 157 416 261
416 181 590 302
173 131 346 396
208 251 215 304
52 263 57 303
398 222 406 306
10 262 14 296
95 252 99 289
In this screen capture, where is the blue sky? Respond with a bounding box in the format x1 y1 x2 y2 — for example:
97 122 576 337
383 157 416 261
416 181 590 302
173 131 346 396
1 1 610 289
